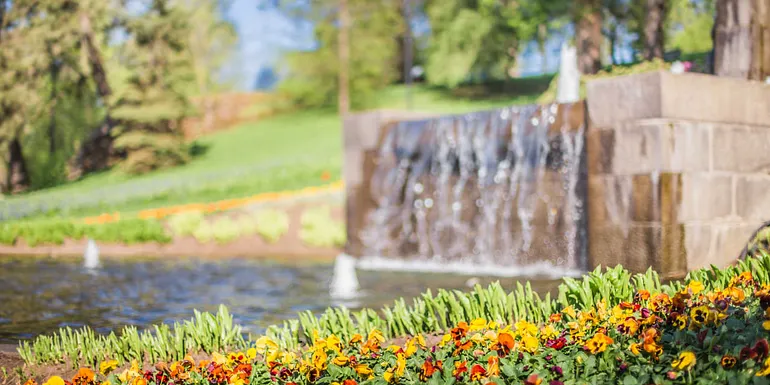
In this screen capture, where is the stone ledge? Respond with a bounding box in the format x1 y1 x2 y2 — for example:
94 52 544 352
587 71 770 127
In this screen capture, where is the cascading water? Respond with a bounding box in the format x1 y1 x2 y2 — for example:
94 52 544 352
358 103 587 276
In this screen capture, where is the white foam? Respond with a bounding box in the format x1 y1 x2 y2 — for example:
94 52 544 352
356 255 582 279
330 253 361 299
83 239 100 270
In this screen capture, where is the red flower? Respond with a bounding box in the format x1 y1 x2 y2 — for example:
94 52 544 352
546 337 566 350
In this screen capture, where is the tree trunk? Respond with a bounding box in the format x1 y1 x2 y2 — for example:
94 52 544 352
74 10 115 176
608 24 618 65
47 44 60 154
643 0 666 60
4 136 29 193
538 23 548 73
714 0 770 81
338 0 351 116
576 7 603 74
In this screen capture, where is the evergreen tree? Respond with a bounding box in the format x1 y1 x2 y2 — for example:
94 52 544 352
110 0 196 174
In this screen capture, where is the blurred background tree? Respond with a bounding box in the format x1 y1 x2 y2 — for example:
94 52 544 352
0 0 757 195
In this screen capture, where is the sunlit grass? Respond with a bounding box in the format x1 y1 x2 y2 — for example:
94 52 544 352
4 78 552 219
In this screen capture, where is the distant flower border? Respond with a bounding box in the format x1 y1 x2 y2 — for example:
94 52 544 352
82 180 343 225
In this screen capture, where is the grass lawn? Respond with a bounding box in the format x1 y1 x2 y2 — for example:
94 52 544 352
0 77 553 220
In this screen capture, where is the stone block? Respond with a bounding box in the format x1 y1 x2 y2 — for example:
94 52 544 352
588 71 770 128
678 174 734 221
735 175 770 221
588 173 682 225
712 125 770 173
586 128 615 175
588 223 686 277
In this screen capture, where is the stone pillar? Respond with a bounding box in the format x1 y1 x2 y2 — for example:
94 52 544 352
586 71 770 278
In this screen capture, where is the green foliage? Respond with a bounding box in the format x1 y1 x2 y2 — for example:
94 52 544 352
168 210 205 237
666 0 715 54
277 0 402 109
211 217 241 244
253 209 290 243
17 305 245 368
112 132 191 174
0 217 171 246
192 220 214 243
298 205 345 248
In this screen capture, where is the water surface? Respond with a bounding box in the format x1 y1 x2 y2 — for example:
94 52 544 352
0 257 561 344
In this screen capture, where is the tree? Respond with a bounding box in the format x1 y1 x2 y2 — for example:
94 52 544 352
643 0 667 60
423 0 523 86
109 0 196 174
666 0 715 54
575 0 604 74
277 0 402 110
713 0 770 80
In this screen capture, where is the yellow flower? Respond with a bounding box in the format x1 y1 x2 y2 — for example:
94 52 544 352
686 281 704 295
690 306 709 325
562 306 577 319
255 336 278 354
520 334 539 353
368 329 385 343
326 334 342 352
488 321 499 329
211 352 227 366
584 333 613 354
439 333 452 347
100 359 118 375
355 364 373 377
332 355 349 366
415 334 426 347
763 321 770 331
469 318 487 332
540 324 558 341
229 374 245 385
246 347 257 360
672 351 696 371
470 333 484 344
101 381 111 385
630 343 641 355
758 357 770 376
43 376 65 385
312 348 328 370
515 320 538 336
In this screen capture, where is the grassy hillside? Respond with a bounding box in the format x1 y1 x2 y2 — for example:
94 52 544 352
0 78 552 220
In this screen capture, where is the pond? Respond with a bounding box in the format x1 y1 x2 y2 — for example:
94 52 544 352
0 257 562 344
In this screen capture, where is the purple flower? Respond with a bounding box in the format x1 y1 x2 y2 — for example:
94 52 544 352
549 381 564 385
619 363 628 373
551 366 563 376
641 308 651 318
545 355 553 361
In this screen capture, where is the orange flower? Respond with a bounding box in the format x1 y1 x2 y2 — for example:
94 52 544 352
72 368 95 385
487 356 500 377
451 322 469 341
321 171 331 181
524 374 542 385
419 359 442 381
649 293 671 313
721 354 737 369
342 380 358 385
470 364 487 381
452 361 468 379
493 331 515 357
549 313 562 323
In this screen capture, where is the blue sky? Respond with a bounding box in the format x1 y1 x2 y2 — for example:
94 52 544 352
225 0 636 90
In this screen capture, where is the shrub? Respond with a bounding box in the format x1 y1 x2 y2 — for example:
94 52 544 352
192 220 214 243
298 205 345 247
253 209 290 243
167 210 205 237
0 217 171 246
211 217 241 244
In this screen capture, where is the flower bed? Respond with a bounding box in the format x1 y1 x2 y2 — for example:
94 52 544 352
17 256 770 385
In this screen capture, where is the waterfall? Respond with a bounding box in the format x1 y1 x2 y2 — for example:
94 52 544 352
357 104 586 277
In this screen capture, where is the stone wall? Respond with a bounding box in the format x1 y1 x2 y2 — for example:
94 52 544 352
586 71 770 278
